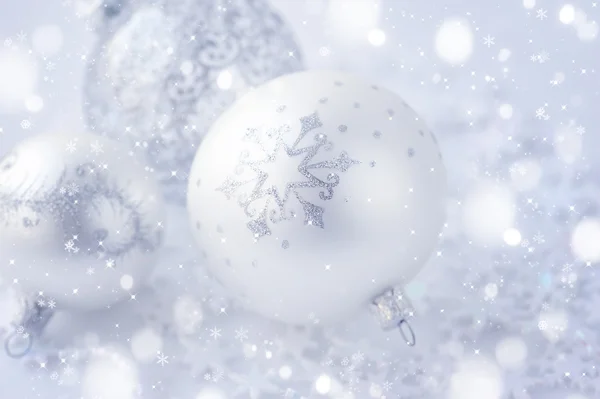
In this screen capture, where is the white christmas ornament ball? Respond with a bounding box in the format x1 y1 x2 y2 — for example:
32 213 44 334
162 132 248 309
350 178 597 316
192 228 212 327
83 0 303 202
188 70 446 325
0 132 164 311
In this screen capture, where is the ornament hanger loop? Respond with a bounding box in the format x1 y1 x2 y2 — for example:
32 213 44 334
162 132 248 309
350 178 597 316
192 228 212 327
397 319 416 346
4 331 33 359
371 285 417 347
4 301 54 359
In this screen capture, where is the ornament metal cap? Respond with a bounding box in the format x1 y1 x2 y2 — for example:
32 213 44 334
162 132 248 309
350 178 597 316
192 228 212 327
371 286 416 346
4 300 54 359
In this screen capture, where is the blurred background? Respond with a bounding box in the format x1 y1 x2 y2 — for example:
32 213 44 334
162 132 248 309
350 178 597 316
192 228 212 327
0 0 599 398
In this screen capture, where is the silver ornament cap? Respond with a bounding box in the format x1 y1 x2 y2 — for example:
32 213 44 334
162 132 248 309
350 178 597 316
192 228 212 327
371 286 416 346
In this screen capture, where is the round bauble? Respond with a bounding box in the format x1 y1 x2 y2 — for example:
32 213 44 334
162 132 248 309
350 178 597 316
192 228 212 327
83 0 304 202
0 132 165 311
187 70 447 325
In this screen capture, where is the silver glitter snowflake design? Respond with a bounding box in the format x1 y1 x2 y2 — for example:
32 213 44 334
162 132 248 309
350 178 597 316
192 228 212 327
217 112 360 239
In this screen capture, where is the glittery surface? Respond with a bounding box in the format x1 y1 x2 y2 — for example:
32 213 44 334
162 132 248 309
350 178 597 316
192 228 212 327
83 0 304 203
216 111 360 239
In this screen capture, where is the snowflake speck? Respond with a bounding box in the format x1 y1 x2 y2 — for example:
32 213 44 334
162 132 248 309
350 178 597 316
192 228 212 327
216 112 360 239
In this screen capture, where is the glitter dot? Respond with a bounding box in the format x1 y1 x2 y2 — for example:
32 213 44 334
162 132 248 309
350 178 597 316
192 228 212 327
338 125 347 132
407 148 415 157
282 240 290 249
319 97 328 104
373 130 382 138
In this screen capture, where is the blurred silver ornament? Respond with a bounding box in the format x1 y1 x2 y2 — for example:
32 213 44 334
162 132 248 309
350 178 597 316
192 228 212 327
0 132 165 318
83 0 304 202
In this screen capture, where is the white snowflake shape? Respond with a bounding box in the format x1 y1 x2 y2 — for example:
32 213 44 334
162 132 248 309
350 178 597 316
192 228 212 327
209 327 222 340
536 8 548 20
64 240 78 253
537 50 550 63
483 34 495 47
535 107 546 119
65 141 77 153
211 367 224 382
533 232 545 244
64 182 79 196
156 352 169 366
234 327 249 342
90 140 104 155
217 112 360 239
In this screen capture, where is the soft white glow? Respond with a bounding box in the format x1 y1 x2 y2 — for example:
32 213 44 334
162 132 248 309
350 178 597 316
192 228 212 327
523 0 536 9
130 328 163 362
368 29 386 46
120 274 134 290
539 310 568 342
571 218 600 262
0 49 38 112
217 70 233 90
180 61 193 75
484 283 498 300
554 126 582 164
509 158 543 192
315 374 332 394
578 22 599 41
497 104 513 119
369 384 383 397
449 357 503 399
503 228 522 246
495 337 528 370
196 387 227 399
24 95 44 113
173 295 203 335
279 365 292 380
498 48 511 62
559 4 576 24
435 18 474 65
82 349 140 399
0 287 24 331
462 182 516 246
327 0 380 37
32 25 64 56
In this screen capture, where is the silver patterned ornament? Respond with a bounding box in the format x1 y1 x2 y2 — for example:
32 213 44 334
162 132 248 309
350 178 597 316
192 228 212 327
0 132 165 358
82 0 304 203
